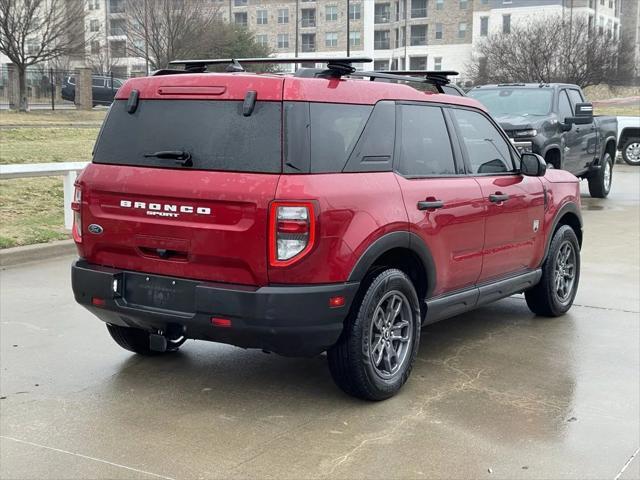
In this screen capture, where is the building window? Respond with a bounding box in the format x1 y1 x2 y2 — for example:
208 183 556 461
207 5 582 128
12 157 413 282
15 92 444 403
480 17 488 36
375 3 391 24
349 3 361 20
234 12 247 26
349 31 361 47
460 0 468 8
110 40 126 58
301 9 316 27
256 10 268 25
436 0 443 10
410 56 427 70
326 5 338 21
301 33 316 52
278 9 288 24
277 33 289 49
411 0 427 18
374 30 390 49
374 60 388 70
502 14 511 34
234 0 247 6
256 34 268 47
410 25 427 46
435 23 443 40
90 40 100 54
434 57 442 71
458 22 467 39
109 0 124 13
325 32 338 47
90 19 100 32
88 0 100 10
110 19 125 36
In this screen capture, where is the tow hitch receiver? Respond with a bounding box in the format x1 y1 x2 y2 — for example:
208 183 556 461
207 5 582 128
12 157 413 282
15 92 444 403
149 333 168 352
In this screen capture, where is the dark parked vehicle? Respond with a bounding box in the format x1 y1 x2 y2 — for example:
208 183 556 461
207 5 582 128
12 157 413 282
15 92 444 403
468 83 618 198
61 75 125 106
71 58 583 400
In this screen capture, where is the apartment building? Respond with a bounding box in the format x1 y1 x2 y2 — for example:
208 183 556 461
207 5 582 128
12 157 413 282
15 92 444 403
619 0 640 78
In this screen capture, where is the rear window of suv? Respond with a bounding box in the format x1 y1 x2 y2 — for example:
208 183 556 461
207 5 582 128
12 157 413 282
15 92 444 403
93 99 282 173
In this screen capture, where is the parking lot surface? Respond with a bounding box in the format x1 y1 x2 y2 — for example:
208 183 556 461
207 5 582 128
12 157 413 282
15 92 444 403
1 166 639 480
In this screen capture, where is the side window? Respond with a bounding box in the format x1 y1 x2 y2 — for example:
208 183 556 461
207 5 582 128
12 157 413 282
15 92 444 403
451 108 514 174
396 104 456 176
344 101 396 172
567 89 584 110
558 90 573 119
92 77 105 87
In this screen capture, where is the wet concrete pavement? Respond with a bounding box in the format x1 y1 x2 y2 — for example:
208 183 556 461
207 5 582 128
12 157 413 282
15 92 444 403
1 166 639 479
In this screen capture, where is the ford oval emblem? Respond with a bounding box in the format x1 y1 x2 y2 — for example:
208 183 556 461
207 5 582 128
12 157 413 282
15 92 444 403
88 224 103 235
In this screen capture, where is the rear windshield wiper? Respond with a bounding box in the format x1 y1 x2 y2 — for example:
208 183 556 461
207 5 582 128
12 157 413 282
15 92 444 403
144 150 193 167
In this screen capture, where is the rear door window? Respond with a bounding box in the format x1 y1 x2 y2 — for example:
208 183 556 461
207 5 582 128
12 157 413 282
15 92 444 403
396 104 456 177
93 99 282 173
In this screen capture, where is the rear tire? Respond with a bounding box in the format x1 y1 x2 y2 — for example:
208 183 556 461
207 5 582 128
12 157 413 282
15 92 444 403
327 269 421 401
588 152 613 198
621 139 640 166
525 225 580 317
106 324 185 355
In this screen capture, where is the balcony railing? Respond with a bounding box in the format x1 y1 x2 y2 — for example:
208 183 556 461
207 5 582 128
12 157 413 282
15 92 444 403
374 14 390 24
374 40 390 49
411 8 427 18
301 18 316 27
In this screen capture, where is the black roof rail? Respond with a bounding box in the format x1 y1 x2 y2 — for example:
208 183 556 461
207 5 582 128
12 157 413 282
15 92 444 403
375 70 459 85
169 57 373 76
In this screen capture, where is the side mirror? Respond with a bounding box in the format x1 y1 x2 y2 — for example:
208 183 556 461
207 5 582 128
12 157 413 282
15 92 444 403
521 153 547 177
564 102 594 127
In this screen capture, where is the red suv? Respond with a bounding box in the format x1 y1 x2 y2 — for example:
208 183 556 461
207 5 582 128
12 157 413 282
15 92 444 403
71 58 582 400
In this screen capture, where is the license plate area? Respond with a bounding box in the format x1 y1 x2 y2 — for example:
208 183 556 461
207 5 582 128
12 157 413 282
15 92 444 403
124 272 196 314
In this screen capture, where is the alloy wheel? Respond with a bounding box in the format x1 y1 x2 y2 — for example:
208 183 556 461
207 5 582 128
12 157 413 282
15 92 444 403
554 241 577 304
625 142 640 164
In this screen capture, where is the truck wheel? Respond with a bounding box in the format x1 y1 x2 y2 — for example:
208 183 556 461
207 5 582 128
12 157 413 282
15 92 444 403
621 139 640 166
588 152 613 198
327 269 421 401
525 225 580 317
106 324 185 355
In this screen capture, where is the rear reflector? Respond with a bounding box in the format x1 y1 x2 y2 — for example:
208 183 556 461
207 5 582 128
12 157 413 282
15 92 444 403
329 296 346 308
211 317 232 328
91 297 105 307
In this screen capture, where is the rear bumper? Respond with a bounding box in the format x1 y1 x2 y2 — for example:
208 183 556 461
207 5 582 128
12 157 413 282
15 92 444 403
71 260 359 356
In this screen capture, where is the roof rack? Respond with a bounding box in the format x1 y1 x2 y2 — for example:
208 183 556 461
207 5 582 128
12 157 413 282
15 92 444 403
166 57 372 77
374 70 459 86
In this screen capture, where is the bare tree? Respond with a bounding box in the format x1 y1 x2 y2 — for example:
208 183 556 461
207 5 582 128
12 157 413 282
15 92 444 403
0 0 88 110
469 14 619 88
87 43 122 76
126 0 222 71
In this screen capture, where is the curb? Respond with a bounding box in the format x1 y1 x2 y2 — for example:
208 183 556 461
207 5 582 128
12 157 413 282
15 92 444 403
0 239 76 268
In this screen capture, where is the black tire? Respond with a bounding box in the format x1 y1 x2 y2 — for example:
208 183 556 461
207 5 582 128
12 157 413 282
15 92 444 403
106 324 185 355
621 138 640 166
525 225 580 317
588 152 613 198
327 269 421 401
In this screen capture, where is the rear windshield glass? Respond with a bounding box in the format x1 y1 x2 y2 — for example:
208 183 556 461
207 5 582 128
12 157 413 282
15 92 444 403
93 99 282 173
468 88 553 116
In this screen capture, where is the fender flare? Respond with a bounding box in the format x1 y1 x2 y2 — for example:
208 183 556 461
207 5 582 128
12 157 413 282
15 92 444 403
347 231 437 299
541 202 583 265
542 144 562 164
601 135 617 159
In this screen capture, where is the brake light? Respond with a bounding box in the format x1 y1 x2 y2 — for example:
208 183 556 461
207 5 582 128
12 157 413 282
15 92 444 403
269 202 316 267
71 186 82 243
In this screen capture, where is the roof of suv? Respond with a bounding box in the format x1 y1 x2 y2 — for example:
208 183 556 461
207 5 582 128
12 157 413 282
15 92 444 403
115 72 484 108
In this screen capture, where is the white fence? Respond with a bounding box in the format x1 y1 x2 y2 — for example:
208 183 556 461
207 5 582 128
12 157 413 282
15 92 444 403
0 162 88 230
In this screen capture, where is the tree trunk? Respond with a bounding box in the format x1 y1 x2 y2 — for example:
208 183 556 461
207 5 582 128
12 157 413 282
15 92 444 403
17 65 29 112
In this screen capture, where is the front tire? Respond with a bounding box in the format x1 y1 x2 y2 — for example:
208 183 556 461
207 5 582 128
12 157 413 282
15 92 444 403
588 152 613 198
106 324 185 355
327 269 421 401
525 225 580 317
621 139 640 166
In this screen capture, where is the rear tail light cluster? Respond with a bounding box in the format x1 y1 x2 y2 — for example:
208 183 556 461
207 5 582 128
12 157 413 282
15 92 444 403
269 202 315 267
71 186 82 243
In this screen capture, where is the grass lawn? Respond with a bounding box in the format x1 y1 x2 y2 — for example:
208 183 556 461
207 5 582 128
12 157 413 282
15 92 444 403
0 177 67 248
0 127 99 164
0 109 106 126
594 105 640 117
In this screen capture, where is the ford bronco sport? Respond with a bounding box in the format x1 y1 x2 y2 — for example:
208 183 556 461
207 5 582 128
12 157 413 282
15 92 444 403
71 58 583 400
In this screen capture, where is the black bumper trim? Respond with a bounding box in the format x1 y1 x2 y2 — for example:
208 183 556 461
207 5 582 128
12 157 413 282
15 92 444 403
71 260 359 356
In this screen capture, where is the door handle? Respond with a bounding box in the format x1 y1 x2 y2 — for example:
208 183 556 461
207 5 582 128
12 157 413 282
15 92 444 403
417 200 444 211
489 193 510 203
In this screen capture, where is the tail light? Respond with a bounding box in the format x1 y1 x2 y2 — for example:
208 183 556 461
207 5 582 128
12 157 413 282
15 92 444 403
71 186 82 243
269 202 316 267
